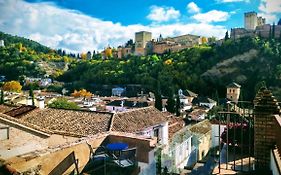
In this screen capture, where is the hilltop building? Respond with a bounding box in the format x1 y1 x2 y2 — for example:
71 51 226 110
244 12 265 30
231 11 281 40
117 46 133 59
134 31 152 56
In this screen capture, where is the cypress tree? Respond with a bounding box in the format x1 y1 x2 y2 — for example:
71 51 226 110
29 88 35 106
272 22 275 39
166 95 175 114
175 95 181 116
224 31 230 41
0 90 4 104
155 92 163 111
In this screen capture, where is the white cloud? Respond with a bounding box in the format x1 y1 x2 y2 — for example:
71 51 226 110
0 0 227 52
259 0 281 14
147 6 180 22
187 2 200 13
258 13 277 24
192 10 230 23
216 0 249 3
258 0 281 23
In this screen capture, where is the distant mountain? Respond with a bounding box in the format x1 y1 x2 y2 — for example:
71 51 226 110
0 31 50 53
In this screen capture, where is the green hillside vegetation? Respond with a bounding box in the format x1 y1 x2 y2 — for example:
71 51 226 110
0 31 50 53
1 30 281 101
0 31 76 81
59 37 281 101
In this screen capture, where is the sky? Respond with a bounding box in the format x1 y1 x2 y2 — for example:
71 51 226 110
0 0 280 52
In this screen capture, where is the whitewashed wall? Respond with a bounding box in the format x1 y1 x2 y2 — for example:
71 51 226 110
211 124 226 147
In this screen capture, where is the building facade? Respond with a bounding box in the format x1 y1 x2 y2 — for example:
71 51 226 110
244 12 265 30
226 82 241 103
135 31 152 56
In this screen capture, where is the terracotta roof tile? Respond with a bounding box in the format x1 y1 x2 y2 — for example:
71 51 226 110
189 120 211 134
20 108 113 136
0 104 16 113
4 105 36 118
111 106 169 133
168 116 185 140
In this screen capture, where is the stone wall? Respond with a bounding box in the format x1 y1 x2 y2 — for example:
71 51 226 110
254 89 280 172
0 121 78 159
5 134 107 174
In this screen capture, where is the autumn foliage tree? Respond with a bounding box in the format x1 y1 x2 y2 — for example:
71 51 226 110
2 81 22 92
71 89 92 98
81 53 87 60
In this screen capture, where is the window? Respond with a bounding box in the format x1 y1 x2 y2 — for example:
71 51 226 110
153 127 162 143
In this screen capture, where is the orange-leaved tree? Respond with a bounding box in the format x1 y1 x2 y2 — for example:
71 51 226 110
3 81 22 92
71 89 92 98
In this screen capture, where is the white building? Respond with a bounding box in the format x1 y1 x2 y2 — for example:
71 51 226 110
112 87 125 97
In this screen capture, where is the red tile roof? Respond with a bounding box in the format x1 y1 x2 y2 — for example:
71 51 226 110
168 116 185 140
111 106 169 133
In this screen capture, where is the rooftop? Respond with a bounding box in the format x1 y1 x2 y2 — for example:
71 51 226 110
106 100 148 108
189 119 211 135
0 105 169 137
20 108 113 136
111 106 169 133
227 82 241 88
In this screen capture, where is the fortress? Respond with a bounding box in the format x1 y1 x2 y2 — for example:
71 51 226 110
231 11 281 40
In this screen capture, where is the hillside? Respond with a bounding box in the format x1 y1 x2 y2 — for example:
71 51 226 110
0 31 75 81
59 37 281 101
0 31 50 53
1 31 281 101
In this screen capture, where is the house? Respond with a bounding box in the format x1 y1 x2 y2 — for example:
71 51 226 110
25 77 52 87
105 99 148 113
112 87 126 97
189 120 212 161
0 105 171 174
188 107 208 121
192 96 217 109
162 116 193 173
178 89 198 112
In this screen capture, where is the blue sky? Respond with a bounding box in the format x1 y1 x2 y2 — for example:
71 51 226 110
0 0 280 52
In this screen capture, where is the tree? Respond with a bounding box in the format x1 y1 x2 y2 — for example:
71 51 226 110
166 95 175 114
0 90 4 104
29 88 35 106
104 47 113 58
71 89 92 99
175 95 181 116
48 97 80 110
272 22 275 39
224 31 230 41
81 52 87 60
2 81 22 92
154 92 162 111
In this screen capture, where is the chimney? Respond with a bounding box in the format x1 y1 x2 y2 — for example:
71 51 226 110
38 97 45 109
26 97 32 106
